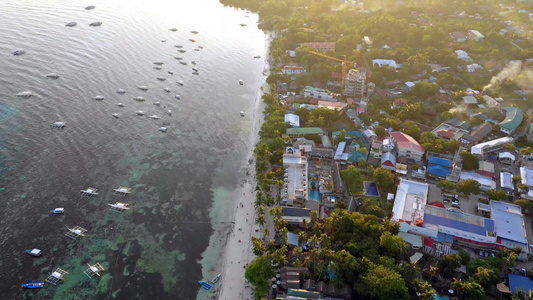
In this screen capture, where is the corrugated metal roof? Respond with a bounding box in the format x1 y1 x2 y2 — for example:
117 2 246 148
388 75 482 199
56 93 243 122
424 205 494 235
427 164 451 177
509 274 533 295
428 156 452 167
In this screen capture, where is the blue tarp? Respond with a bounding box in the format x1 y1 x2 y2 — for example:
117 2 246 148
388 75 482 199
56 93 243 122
428 156 452 167
509 274 533 294
427 164 451 177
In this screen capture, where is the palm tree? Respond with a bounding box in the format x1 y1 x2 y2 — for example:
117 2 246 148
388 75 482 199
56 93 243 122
263 227 271 240
298 231 308 244
520 147 533 157
428 266 439 282
251 237 266 256
300 218 309 230
256 213 266 227
269 207 283 218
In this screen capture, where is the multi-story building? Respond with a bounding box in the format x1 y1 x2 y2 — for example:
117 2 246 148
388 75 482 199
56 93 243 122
389 131 425 162
343 69 366 98
282 147 309 207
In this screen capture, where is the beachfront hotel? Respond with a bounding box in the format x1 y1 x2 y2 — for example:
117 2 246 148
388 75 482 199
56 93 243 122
282 147 309 207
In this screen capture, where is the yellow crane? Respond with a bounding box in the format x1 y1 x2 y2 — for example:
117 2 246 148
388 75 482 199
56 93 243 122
308 51 356 96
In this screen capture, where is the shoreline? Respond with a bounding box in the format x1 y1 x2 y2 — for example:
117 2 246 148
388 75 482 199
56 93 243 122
198 32 273 300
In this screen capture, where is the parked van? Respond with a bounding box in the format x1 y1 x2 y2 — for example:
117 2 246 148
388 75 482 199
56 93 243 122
442 192 458 200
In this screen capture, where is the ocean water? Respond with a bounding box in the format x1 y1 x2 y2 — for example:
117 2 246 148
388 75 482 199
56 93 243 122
0 0 267 299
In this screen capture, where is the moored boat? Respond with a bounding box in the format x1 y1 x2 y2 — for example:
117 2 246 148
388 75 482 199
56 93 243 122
190 30 199 34
210 273 221 284
138 86 148 91
175 94 181 99
159 127 167 132
51 208 64 214
153 62 164 65
133 96 145 101
239 80 243 85
112 113 119 118
135 111 145 116
116 103 125 107
177 80 184 86
164 87 171 93
22 282 44 289
26 249 42 257
89 21 102 26
13 49 26 56
179 61 187 65
177 49 186 53
92 95 104 100
117 89 126 94
240 111 245 117
157 76 166 81
16 91 32 97
85 5 95 10
45 73 60 79
65 22 77 27
189 38 196 42
166 110 172 116
169 28 178 32
198 280 211 290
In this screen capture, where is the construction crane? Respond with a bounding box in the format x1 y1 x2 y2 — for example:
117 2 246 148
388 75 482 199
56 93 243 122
308 51 356 96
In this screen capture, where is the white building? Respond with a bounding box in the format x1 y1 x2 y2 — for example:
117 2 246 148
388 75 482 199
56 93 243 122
391 179 429 225
468 29 485 41
455 50 472 61
470 137 514 156
344 69 366 98
467 63 483 73
282 147 309 207
280 65 306 75
302 86 338 102
460 171 496 191
500 172 514 191
372 59 399 69
284 113 300 128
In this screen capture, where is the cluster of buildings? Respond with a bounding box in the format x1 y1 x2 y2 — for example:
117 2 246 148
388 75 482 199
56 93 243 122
392 179 530 260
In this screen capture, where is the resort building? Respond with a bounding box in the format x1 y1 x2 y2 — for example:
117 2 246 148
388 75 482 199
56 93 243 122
470 137 514 156
285 113 300 128
343 69 366 98
286 127 324 138
500 172 514 192
282 147 309 207
302 86 338 102
499 107 523 134
389 131 425 162
391 179 429 225
280 65 306 75
301 42 336 52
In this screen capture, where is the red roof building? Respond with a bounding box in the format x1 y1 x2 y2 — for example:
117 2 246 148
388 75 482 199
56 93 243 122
389 131 425 161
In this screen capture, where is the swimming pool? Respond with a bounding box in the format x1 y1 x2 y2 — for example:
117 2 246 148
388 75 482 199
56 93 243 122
434 293 450 300
363 181 379 197
309 190 320 202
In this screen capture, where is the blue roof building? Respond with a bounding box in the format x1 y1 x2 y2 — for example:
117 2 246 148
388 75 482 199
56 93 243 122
509 274 533 295
426 156 452 179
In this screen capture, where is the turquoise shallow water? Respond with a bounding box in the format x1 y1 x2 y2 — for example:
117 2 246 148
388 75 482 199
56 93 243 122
0 0 266 299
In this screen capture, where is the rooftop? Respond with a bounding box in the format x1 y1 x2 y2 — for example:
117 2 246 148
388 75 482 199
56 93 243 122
389 131 424 153
491 200 528 245
509 275 533 295
470 122 493 141
520 167 533 187
391 179 429 224
424 205 494 236
471 137 514 155
286 127 324 135
499 107 523 131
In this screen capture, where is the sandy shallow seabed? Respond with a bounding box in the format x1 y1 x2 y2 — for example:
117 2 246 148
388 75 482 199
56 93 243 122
198 59 270 300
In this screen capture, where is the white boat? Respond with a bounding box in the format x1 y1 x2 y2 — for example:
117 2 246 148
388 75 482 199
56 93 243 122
112 113 119 118
177 80 184 86
108 202 130 212
149 115 160 120
113 187 131 195
157 77 166 81
51 208 64 214
52 122 66 128
116 103 125 107
65 22 77 27
45 73 60 79
135 110 145 116
138 86 148 91
211 274 221 284
159 127 167 132
192 67 198 72
133 96 145 101
174 94 181 99
164 87 171 93
89 21 102 26
92 95 104 100
239 80 243 85
13 49 26 56
117 89 126 94
154 101 161 106
16 91 32 97
240 111 245 117
166 110 172 116
80 187 98 196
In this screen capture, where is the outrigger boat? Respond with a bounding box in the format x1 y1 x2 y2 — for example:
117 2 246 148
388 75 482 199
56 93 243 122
198 280 211 290
51 208 64 214
108 202 130 212
26 249 42 257
22 282 44 289
45 268 68 285
112 113 119 118
117 89 126 94
210 273 221 284
64 226 86 240
159 127 167 132
51 122 66 128
133 96 145 101
84 262 105 278
81 187 99 196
